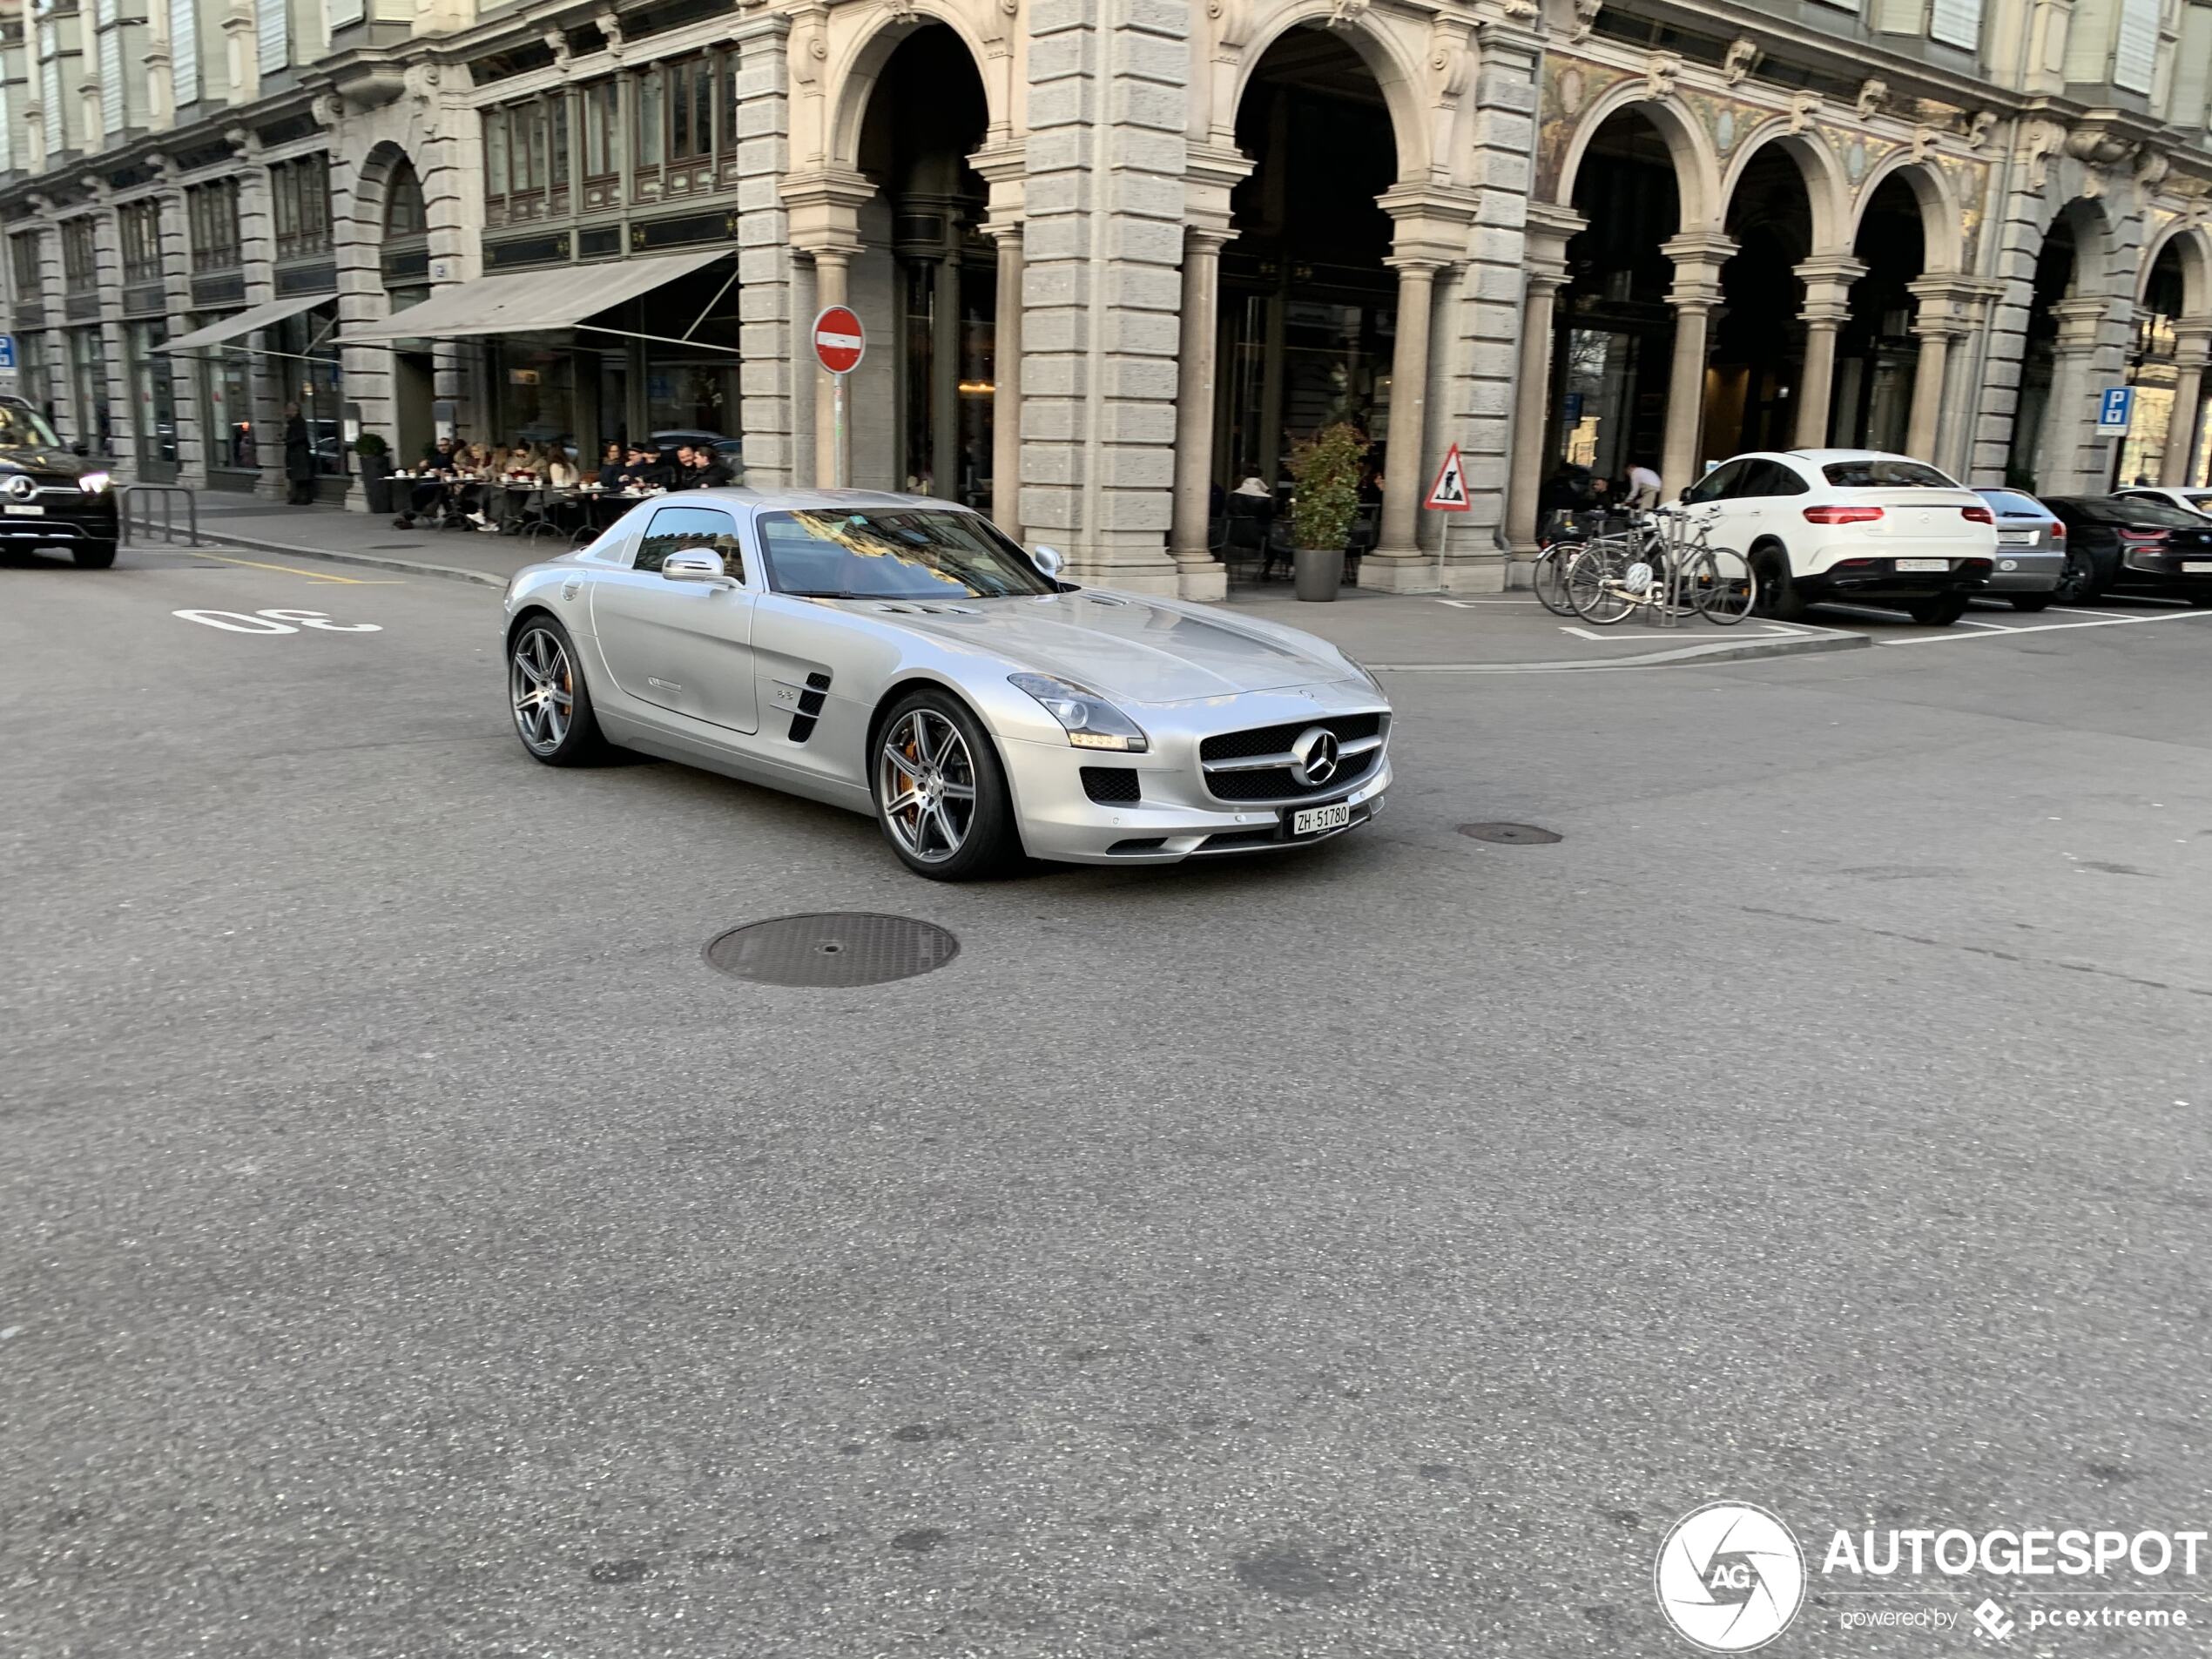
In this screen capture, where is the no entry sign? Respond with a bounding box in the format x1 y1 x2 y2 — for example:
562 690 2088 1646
813 306 866 375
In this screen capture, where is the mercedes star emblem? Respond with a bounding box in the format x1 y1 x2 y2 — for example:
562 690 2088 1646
1290 726 1341 787
3 474 33 499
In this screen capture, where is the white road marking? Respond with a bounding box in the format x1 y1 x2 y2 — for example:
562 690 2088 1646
1878 608 2212 645
1557 623 1809 642
172 607 382 635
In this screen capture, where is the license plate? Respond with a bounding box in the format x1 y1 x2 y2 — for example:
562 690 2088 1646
3 503 44 516
2183 561 2212 573
1291 801 1352 836
1998 530 2033 544
1895 558 1947 572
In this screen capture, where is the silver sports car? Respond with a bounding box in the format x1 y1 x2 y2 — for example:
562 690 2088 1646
500 489 1392 879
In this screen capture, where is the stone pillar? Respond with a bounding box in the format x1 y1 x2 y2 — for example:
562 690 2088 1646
2161 320 2212 486
985 224 1024 536
810 248 850 489
1793 255 1864 450
1168 227 1227 600
1905 327 1953 462
731 14 795 488
2038 296 2110 496
1659 234 1732 496
1505 209 1579 550
1359 259 1443 589
929 249 960 498
781 168 877 493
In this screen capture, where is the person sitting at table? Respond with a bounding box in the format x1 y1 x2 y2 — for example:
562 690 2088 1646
394 435 460 529
624 442 674 492
677 442 735 490
592 442 624 487
545 447 580 489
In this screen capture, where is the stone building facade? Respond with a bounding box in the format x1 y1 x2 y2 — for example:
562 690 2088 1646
3 0 2211 595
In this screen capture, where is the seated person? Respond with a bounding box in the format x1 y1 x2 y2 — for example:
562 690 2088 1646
677 442 736 490
592 442 624 487
624 444 673 491
545 448 580 489
396 436 460 527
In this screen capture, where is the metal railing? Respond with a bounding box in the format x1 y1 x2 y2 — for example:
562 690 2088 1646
118 483 201 548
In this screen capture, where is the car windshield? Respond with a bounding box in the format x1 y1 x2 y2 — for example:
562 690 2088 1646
2080 496 2209 528
0 402 63 450
1977 489 2045 517
1821 458 1956 489
758 509 1056 599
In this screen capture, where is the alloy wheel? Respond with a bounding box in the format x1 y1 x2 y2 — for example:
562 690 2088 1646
879 708 978 864
510 626 574 755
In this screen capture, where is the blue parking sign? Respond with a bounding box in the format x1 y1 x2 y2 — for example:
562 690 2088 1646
2097 386 2134 433
0 334 15 371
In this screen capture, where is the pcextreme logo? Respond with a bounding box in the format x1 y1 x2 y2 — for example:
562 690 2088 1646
1656 1502 1808 1652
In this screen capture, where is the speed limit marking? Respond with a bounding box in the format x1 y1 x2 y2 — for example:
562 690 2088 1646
172 608 383 634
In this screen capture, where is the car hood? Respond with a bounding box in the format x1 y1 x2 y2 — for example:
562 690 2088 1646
0 447 89 477
840 589 1364 704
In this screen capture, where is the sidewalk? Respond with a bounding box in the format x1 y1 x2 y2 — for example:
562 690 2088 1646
166 500 1867 671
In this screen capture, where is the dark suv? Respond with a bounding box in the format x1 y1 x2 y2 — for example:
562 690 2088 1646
2041 495 2212 606
0 396 119 568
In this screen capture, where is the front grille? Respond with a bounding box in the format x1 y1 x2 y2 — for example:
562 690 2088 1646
1081 766 1142 805
1207 749 1380 802
1200 711 1383 765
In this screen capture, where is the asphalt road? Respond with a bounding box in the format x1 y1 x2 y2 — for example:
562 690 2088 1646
4 543 2209 1658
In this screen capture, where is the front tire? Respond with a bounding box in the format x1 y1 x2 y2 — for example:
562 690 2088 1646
1905 595 1969 627
873 690 1018 880
73 539 117 570
509 615 608 766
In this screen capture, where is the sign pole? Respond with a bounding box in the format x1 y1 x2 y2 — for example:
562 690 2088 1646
810 304 867 493
833 372 847 490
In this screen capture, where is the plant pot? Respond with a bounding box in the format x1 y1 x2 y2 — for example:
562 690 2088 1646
358 453 395 516
1293 544 1343 601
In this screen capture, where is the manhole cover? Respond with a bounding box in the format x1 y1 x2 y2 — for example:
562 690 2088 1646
1458 822 1563 845
704 914 959 988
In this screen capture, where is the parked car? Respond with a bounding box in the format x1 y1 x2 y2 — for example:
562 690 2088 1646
2114 485 2212 518
1970 487 2070 610
1681 449 1996 626
500 489 1390 879
2040 495 2212 605
0 395 120 569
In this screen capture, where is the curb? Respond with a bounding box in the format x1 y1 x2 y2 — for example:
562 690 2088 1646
174 530 509 588
1369 628 1871 673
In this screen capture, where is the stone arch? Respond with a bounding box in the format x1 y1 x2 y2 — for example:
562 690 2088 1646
1850 154 1966 273
348 139 415 232
1718 125 1849 253
1225 4 1433 182
826 8 1002 172
2138 220 2212 314
1552 84 1720 231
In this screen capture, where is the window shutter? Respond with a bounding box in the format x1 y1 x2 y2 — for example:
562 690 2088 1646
255 0 287 77
2114 0 2159 91
1930 0 1983 50
326 0 363 31
0 84 11 175
170 0 199 105
41 51 64 156
98 29 122 135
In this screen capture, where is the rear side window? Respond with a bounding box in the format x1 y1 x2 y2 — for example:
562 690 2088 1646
636 504 745 578
1821 458 1957 489
2182 492 2212 512
1979 490 2046 516
1741 460 1810 497
2093 497 2209 529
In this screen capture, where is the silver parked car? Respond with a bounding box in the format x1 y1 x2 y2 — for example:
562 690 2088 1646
1971 487 2070 610
500 489 1391 878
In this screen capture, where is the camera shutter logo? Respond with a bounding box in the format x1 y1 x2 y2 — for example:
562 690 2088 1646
1655 1502 1806 1652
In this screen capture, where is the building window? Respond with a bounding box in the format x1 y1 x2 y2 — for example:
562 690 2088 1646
118 199 163 287
384 159 427 239
481 91 572 222
631 52 728 186
583 79 617 179
187 178 242 271
61 217 98 287
9 232 42 308
271 153 332 262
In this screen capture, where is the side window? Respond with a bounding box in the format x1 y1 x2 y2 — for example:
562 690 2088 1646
1759 461 1810 496
1686 460 1746 504
636 505 745 579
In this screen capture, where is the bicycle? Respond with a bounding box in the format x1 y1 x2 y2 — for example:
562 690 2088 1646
1531 508 1635 617
1562 507 1757 626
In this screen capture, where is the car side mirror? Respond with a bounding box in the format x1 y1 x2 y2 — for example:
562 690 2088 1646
1031 544 1064 579
1678 486 1693 502
662 550 732 586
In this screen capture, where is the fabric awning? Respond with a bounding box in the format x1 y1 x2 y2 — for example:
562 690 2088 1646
159 292 332 354
340 248 733 346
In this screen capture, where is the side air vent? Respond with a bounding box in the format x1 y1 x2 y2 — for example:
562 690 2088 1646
786 671 833 744
1084 594 1130 608
1081 766 1142 804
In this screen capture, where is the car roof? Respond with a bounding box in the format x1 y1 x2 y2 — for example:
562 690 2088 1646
1779 448 1920 462
650 487 972 518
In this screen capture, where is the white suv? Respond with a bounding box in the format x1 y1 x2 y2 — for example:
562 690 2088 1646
1679 449 1999 626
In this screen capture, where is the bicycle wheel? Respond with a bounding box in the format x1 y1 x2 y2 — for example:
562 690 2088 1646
1533 544 1578 616
1565 544 1635 624
1685 547 1757 625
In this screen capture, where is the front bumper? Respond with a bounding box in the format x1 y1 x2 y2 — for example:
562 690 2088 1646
1001 726 1393 866
0 496 118 544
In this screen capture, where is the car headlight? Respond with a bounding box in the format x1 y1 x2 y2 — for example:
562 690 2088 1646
78 471 111 494
1008 672 1149 752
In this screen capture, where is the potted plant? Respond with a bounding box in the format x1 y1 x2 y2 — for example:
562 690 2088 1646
1286 421 1365 601
354 431 395 516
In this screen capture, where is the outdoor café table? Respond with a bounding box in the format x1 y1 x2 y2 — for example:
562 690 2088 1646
570 488 656 544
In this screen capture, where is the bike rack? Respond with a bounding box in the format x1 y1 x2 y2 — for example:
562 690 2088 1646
117 483 202 549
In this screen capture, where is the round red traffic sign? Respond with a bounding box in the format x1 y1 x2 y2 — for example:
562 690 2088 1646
812 306 865 375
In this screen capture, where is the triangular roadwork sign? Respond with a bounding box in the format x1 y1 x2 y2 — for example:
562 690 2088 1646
1425 443 1471 512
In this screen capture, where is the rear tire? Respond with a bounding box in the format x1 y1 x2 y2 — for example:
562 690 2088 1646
1905 595 1969 627
72 539 117 570
872 689 1020 881
508 614 609 766
2008 594 2054 612
1752 547 1807 621
2053 550 2097 604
